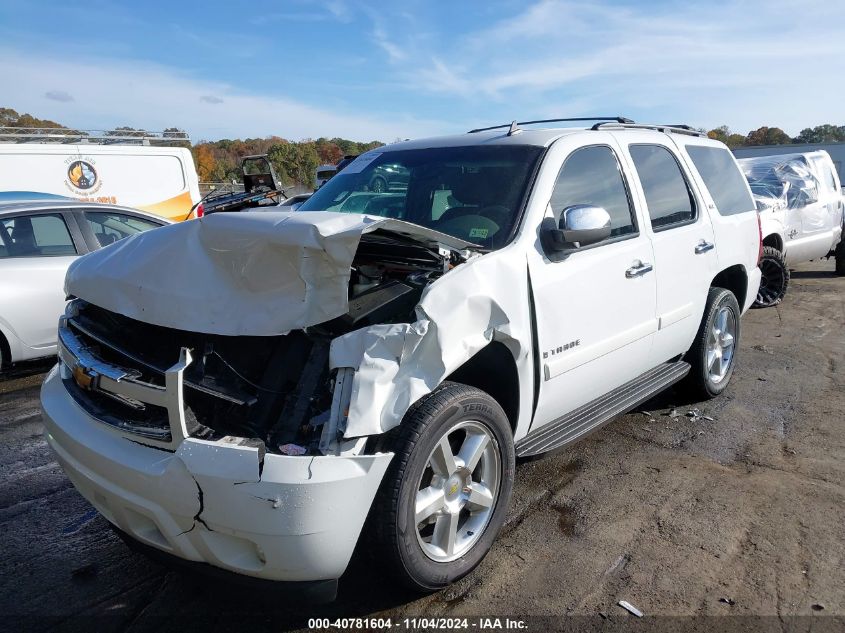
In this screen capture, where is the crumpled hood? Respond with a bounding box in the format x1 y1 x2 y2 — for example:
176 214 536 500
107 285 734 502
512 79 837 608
64 211 475 336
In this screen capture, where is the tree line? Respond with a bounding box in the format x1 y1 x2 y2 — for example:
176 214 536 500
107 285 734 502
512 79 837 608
192 136 384 189
0 106 383 189
4 107 844 187
706 124 845 148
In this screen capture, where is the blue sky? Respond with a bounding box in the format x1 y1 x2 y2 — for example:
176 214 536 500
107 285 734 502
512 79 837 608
1 0 843 142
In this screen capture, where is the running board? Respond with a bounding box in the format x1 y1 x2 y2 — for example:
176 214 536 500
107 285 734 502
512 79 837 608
515 361 691 457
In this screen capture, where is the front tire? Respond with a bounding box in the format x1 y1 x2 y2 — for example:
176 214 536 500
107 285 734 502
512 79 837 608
367 382 515 591
754 246 789 307
683 287 741 400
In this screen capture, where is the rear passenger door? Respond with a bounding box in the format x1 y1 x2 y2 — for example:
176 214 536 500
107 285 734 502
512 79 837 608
619 137 719 364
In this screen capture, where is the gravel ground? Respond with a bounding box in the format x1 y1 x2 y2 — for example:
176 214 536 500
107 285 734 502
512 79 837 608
1 259 843 632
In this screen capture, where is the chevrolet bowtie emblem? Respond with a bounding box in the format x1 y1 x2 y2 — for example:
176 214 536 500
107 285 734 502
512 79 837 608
72 364 95 391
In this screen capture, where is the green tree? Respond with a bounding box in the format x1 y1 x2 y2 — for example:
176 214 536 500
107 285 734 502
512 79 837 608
268 142 321 188
793 124 845 144
745 126 792 146
107 126 146 137
707 125 746 148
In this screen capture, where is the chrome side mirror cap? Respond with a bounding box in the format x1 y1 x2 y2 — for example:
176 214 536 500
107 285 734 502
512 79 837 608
544 205 612 251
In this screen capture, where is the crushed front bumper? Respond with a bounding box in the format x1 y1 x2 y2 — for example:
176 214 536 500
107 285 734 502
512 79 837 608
41 366 392 584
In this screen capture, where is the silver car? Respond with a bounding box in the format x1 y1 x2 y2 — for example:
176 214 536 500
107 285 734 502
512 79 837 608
0 200 169 368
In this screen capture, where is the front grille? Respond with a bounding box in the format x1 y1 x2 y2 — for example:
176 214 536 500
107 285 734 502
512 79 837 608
63 303 331 450
63 374 172 441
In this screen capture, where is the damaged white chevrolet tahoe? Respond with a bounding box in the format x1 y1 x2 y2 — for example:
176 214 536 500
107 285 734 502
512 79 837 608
41 119 762 600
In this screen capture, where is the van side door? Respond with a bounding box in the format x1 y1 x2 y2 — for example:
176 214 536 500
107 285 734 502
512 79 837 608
527 139 657 431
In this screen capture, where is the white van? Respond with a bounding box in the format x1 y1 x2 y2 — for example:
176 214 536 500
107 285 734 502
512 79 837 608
0 133 201 221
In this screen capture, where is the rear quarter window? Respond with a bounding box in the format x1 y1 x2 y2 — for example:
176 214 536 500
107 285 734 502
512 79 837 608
686 145 754 216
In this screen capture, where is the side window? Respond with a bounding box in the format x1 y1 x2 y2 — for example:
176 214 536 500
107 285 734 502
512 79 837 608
686 145 754 215
84 211 161 248
629 145 696 231
0 213 76 258
550 145 636 239
816 161 838 193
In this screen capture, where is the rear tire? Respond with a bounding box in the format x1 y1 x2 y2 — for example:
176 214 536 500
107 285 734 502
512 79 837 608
366 382 515 591
683 287 741 400
753 246 789 307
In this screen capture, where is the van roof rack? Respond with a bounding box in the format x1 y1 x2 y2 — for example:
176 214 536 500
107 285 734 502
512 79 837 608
590 121 706 137
0 127 191 145
468 117 634 134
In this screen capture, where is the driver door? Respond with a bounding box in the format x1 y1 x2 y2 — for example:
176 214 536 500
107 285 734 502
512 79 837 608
528 142 658 431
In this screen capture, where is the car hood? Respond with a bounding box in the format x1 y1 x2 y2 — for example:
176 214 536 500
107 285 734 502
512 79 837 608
64 211 476 336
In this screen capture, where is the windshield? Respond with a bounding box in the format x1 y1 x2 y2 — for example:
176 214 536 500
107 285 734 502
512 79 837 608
298 145 543 249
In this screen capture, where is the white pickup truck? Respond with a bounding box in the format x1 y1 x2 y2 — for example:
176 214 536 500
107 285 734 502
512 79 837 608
41 119 762 600
738 151 845 306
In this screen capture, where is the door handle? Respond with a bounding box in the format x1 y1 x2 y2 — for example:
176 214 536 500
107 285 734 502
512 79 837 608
695 241 715 254
625 262 653 278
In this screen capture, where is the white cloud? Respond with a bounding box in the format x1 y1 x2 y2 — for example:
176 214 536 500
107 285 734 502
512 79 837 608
0 48 447 141
386 0 845 134
372 25 407 62
44 90 74 103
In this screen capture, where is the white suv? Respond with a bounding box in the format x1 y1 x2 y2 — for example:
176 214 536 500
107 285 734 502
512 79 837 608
738 150 845 306
41 119 762 600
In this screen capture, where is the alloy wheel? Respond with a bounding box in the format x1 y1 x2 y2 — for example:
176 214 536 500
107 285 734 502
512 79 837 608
706 306 736 383
414 420 501 562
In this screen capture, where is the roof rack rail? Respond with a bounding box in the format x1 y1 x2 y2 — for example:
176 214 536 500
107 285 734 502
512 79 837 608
590 121 706 137
468 117 634 134
0 127 191 145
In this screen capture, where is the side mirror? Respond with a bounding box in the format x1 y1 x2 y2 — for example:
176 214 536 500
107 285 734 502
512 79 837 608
544 205 612 251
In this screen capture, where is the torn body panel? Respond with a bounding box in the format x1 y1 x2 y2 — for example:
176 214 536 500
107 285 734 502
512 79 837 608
329 249 536 440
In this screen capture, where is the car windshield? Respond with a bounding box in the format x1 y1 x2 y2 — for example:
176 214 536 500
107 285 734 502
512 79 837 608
298 145 544 249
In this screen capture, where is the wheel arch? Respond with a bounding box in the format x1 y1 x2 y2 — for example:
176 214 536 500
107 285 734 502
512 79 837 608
444 341 520 434
710 265 748 310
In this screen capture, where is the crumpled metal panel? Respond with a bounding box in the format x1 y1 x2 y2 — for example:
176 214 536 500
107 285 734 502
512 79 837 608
64 211 474 337
329 250 530 438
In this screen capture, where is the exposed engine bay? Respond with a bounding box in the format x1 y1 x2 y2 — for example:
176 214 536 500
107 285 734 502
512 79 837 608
63 230 468 456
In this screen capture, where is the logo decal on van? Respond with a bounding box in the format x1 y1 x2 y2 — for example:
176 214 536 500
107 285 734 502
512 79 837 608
67 160 97 190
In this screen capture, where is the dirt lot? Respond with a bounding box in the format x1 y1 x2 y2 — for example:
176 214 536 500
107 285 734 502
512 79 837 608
1 259 843 632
